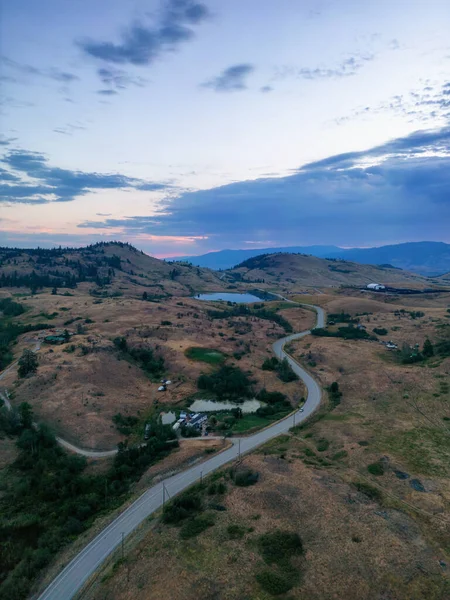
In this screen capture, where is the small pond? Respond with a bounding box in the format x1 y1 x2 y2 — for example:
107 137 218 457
160 411 176 424
194 292 264 303
189 399 264 413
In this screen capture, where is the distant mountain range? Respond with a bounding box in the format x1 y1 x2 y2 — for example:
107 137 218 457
170 241 450 276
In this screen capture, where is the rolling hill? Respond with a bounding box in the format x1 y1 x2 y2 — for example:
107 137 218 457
225 253 437 290
171 241 450 275
0 242 226 298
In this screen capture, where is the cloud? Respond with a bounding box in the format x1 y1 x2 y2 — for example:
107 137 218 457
0 56 79 83
334 80 450 126
53 123 87 136
97 89 118 96
201 64 255 92
80 126 450 247
260 85 273 93
0 136 18 146
97 67 147 90
277 54 374 81
78 0 210 66
0 148 173 204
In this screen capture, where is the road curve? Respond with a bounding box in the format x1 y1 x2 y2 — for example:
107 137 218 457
37 303 324 600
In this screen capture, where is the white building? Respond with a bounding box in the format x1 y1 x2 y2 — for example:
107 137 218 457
367 283 385 291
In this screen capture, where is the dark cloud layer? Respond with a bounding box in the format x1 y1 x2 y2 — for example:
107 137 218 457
0 149 171 204
79 126 450 247
79 0 209 66
201 64 255 92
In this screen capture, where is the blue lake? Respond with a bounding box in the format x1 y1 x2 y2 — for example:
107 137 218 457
194 292 264 303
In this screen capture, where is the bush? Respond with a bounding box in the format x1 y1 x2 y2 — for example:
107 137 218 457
227 523 247 539
0 297 25 317
198 365 252 400
316 438 329 452
18 349 38 378
355 481 382 502
233 468 259 487
256 570 293 595
262 357 280 371
162 491 203 524
367 462 384 476
328 381 342 407
179 514 215 539
112 413 139 436
277 358 299 382
258 530 303 565
312 325 370 340
257 389 288 405
373 327 388 335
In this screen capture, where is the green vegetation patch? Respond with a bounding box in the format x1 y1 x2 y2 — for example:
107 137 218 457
354 481 383 502
0 405 178 600
185 346 226 365
198 365 252 400
381 427 450 476
256 569 294 595
179 513 215 539
367 461 384 476
258 530 303 565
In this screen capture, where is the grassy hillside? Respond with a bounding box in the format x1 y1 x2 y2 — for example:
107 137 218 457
0 242 226 298
227 252 438 290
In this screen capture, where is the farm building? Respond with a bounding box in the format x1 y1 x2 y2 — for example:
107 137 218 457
367 283 386 291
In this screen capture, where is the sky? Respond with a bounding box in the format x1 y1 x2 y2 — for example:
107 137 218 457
0 0 449 257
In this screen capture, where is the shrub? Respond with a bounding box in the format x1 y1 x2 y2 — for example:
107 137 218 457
262 357 280 371
258 530 303 565
112 413 139 436
257 389 288 405
162 491 203 524
355 481 382 502
198 365 252 400
179 514 215 539
373 327 388 335
227 523 247 539
233 468 259 487
367 462 384 476
328 381 342 407
18 349 38 378
316 438 329 452
422 339 434 357
277 358 299 382
0 297 25 316
255 570 293 595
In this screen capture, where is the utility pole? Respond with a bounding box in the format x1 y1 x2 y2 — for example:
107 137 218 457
293 411 296 428
162 483 166 509
121 532 125 560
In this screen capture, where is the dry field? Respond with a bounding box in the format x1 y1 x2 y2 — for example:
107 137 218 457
88 447 449 600
81 292 450 600
1 290 313 449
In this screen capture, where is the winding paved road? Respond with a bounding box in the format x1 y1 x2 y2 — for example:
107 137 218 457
37 301 324 600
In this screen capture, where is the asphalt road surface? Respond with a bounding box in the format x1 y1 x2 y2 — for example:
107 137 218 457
37 303 325 600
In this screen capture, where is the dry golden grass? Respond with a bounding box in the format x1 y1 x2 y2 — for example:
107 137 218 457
84 294 450 600
88 449 449 600
2 290 313 449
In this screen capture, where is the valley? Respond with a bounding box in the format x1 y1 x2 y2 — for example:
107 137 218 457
0 242 449 600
